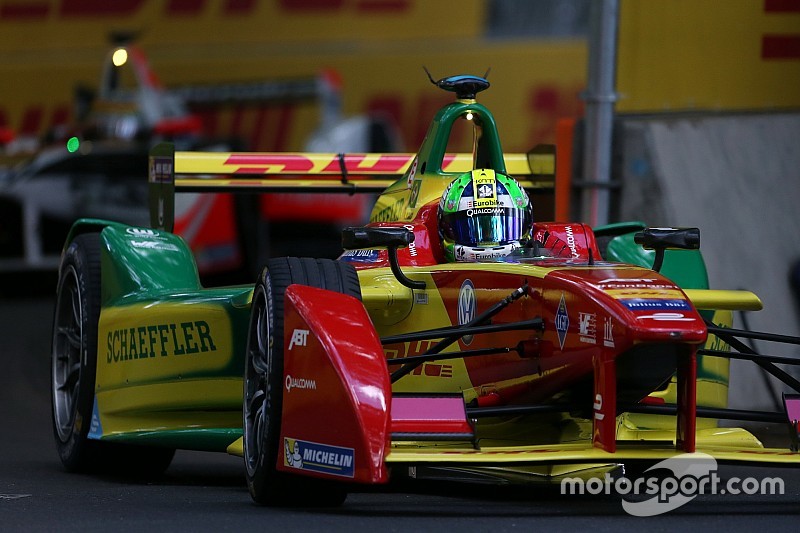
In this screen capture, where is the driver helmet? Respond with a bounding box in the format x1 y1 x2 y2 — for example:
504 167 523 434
439 169 532 262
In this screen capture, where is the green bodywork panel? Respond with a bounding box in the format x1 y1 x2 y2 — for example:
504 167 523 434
594 221 709 290
594 221 726 396
66 219 252 450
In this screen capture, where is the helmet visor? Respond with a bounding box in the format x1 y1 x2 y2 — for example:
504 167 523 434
441 208 531 247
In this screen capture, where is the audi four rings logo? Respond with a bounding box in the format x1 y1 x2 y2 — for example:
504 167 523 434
458 279 476 345
126 228 158 237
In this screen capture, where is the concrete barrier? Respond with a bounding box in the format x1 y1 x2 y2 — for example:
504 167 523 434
615 112 800 410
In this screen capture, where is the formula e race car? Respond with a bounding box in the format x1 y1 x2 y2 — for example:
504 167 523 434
51 74 800 507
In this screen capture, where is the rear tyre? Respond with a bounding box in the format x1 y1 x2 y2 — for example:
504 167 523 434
51 232 175 477
244 257 360 506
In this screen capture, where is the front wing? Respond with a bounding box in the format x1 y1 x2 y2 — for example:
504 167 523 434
225 284 800 485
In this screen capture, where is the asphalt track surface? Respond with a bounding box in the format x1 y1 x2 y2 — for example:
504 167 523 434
2 291 800 532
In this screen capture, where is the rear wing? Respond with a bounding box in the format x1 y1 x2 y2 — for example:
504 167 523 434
148 142 555 232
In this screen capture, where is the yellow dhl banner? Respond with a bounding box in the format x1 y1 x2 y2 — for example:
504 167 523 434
617 0 800 111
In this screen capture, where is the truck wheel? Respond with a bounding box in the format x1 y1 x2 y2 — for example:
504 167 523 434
51 232 174 476
244 257 360 506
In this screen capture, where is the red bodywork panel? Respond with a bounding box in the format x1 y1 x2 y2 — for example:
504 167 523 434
279 284 391 484
329 211 706 466
173 193 242 274
533 222 603 261
416 266 704 453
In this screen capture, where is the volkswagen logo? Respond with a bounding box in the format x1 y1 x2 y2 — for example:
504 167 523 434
458 279 476 345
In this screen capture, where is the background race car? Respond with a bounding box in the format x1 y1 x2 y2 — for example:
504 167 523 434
0 39 400 283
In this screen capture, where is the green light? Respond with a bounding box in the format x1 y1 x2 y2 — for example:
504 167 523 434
66 137 80 153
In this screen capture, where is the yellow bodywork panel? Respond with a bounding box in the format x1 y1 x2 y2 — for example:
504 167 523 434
96 379 242 437
227 437 244 457
97 302 235 390
385 443 799 466
684 289 763 311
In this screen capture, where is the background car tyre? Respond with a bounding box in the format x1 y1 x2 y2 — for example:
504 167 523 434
51 232 175 477
244 257 360 506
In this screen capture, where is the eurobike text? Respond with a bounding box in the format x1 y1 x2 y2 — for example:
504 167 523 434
560 453 784 516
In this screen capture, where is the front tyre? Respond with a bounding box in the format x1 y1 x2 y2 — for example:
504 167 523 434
51 232 174 476
244 257 360 506
52 233 102 471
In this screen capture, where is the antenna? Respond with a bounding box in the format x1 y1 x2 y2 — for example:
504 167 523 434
422 69 491 100
423 66 437 86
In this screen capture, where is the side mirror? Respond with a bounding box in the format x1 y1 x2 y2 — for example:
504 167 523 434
342 227 425 290
342 226 414 250
634 227 700 272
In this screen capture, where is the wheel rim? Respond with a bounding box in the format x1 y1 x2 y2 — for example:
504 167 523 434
52 265 83 442
244 284 271 477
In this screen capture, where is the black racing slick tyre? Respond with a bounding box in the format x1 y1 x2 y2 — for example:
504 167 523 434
244 257 361 507
51 233 175 477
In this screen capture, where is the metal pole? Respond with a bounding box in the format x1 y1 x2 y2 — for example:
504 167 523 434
582 0 619 227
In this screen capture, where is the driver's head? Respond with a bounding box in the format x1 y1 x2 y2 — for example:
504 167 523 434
439 169 532 262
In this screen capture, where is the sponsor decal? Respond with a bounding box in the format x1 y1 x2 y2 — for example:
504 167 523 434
406 157 418 189
130 240 180 251
441 179 458 211
126 226 180 251
515 188 529 208
637 312 695 322
126 227 158 237
284 374 316 392
579 312 597 344
288 328 309 350
283 437 355 478
379 346 457 378
621 299 691 311
477 183 494 199
563 225 580 258
408 179 422 207
106 320 216 363
555 293 569 350
413 363 453 378
593 393 604 421
606 289 685 299
382 339 453 377
472 172 497 207
598 277 669 285
707 330 729 352
403 224 418 257
457 279 476 345
454 244 516 262
466 207 503 217
87 398 103 440
370 199 405 223
603 317 615 347
414 292 428 305
340 249 381 263
149 156 173 183
599 280 674 290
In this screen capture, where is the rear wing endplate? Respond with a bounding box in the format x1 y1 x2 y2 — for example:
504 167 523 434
148 142 555 232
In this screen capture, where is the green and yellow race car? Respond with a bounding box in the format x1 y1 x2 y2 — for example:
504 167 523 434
52 73 800 507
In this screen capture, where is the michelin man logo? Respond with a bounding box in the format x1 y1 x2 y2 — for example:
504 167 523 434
284 438 303 469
